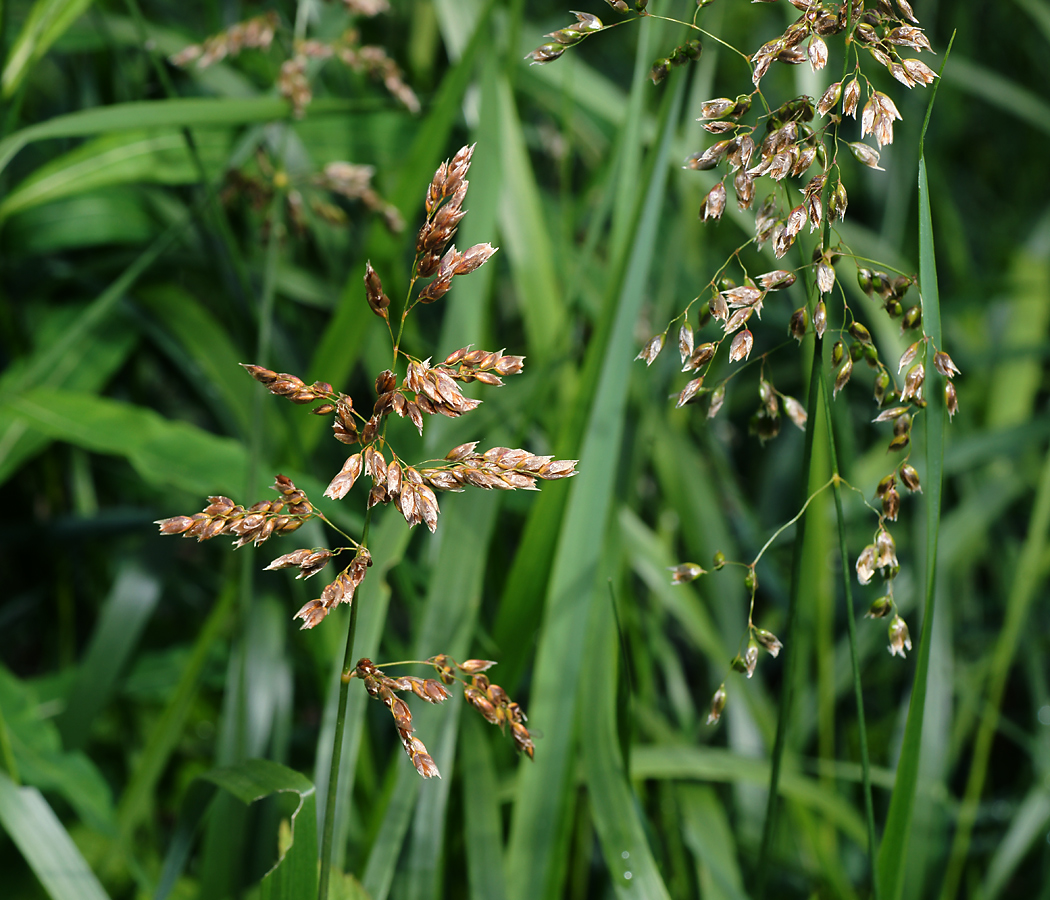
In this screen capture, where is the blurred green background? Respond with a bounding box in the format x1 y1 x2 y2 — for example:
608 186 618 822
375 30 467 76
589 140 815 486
1 1 1048 898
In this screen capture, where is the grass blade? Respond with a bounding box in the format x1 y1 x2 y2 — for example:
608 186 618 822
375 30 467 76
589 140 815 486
876 34 954 900
56 563 160 752
0 770 111 900
504 58 682 900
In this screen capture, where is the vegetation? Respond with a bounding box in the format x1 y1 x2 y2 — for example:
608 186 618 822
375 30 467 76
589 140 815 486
1 1 1047 899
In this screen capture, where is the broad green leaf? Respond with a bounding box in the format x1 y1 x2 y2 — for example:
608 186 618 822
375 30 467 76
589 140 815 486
2 388 249 497
2 188 160 253
155 759 317 900
0 770 111 900
0 665 117 837
0 305 136 485
0 129 231 221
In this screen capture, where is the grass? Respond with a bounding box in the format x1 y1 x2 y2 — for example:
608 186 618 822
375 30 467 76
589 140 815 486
1 2 1049 899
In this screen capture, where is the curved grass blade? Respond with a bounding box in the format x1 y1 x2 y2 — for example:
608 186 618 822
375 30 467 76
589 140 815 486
0 129 229 221
0 770 111 900
1 0 94 99
56 563 160 752
875 33 954 900
0 96 358 175
155 759 317 900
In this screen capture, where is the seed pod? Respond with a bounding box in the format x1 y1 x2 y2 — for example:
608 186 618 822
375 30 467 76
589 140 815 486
933 350 961 379
789 307 808 342
848 142 883 170
888 615 912 658
874 370 891 403
866 595 893 619
683 342 716 372
899 463 922 492
649 57 671 84
677 376 705 408
364 262 390 318
701 182 727 221
945 381 959 418
755 628 783 657
813 300 827 338
729 329 753 363
901 363 925 402
832 340 845 366
526 42 566 64
707 384 726 419
834 357 853 397
700 97 736 119
882 485 900 521
636 333 665 366
669 562 706 584
706 684 727 725
817 81 842 116
902 305 922 330
856 544 876 584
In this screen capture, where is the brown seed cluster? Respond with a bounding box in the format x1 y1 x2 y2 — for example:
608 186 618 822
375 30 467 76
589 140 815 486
170 11 418 118
354 655 534 778
293 549 373 630
168 12 279 68
154 475 313 548
431 655 535 759
356 658 448 778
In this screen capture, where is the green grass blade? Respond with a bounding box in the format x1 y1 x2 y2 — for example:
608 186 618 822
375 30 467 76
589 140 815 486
1 0 95 99
581 585 672 899
313 513 411 876
0 96 359 175
460 715 508 900
876 35 954 900
56 563 160 751
679 785 747 900
0 770 111 900
983 784 1050 900
361 491 500 900
495 73 564 365
630 745 868 846
504 62 683 900
939 446 1050 900
118 581 237 838
0 665 117 836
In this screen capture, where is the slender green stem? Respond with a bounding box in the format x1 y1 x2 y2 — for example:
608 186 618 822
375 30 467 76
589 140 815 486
318 509 374 900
